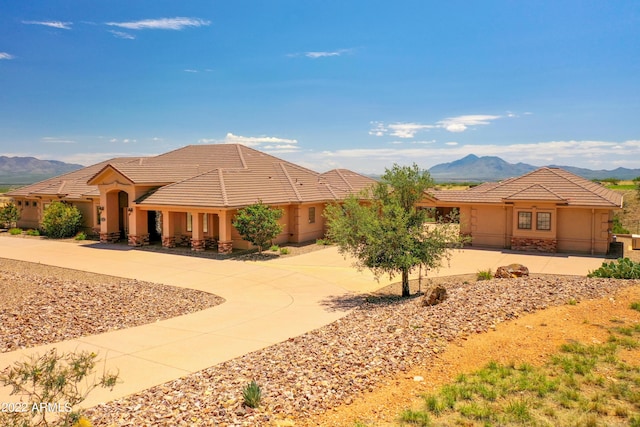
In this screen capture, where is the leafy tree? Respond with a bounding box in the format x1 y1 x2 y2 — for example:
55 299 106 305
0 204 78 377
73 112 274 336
41 201 82 238
233 201 284 254
0 201 20 228
325 163 466 297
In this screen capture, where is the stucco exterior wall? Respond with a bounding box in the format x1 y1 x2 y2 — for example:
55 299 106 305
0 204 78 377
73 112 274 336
14 198 40 229
466 205 510 248
556 208 611 254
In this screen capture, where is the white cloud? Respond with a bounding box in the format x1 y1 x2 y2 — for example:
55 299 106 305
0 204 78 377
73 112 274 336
197 133 299 152
23 20 72 30
106 17 210 31
289 49 352 59
371 114 505 138
184 69 198 73
109 30 135 39
445 141 458 146
0 52 14 60
42 137 76 144
436 115 502 133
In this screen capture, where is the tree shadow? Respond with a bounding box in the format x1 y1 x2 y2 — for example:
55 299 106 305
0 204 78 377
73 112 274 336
320 290 424 312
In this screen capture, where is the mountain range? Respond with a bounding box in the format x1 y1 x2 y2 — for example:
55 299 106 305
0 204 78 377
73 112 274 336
429 154 640 182
0 156 83 184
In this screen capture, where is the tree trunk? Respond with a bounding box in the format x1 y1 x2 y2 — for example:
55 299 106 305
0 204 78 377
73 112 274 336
402 268 410 297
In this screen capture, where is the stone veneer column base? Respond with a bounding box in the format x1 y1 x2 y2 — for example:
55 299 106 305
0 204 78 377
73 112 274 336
162 235 176 248
191 238 205 252
128 234 150 247
511 237 557 253
218 240 233 254
100 232 121 244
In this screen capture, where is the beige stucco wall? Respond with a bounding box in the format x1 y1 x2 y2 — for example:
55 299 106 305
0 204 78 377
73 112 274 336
14 198 40 229
465 205 510 248
556 208 612 254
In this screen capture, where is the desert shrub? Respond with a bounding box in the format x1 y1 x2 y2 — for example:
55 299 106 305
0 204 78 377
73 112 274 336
41 201 82 238
587 258 640 279
316 238 332 245
0 201 20 228
232 202 283 254
476 269 493 281
74 231 87 241
25 229 40 236
269 244 279 251
242 381 262 408
0 348 118 427
279 247 290 255
612 214 630 234
9 227 22 235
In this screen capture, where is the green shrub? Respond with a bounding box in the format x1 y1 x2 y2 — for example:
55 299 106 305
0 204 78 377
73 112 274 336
0 348 118 427
279 247 290 255
316 238 332 245
25 229 40 236
587 258 640 279
8 227 22 235
476 269 493 281
269 244 279 251
41 201 82 238
631 302 640 312
242 380 262 408
0 202 20 228
75 231 87 241
612 214 630 234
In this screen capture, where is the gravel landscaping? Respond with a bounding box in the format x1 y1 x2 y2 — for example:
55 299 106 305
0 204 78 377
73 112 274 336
0 259 224 353
84 274 639 426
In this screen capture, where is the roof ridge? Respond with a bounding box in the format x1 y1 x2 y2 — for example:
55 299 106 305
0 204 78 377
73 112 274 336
334 169 354 191
235 144 248 169
280 162 302 202
218 169 229 206
545 167 621 205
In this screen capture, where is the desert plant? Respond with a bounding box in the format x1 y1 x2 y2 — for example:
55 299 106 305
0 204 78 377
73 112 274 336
279 247 290 255
587 258 640 279
612 214 630 234
74 231 87 241
233 202 283 254
269 244 279 251
0 201 20 228
0 348 118 427
9 227 22 235
242 380 262 408
25 229 40 236
41 201 82 239
631 302 640 312
476 269 492 281
316 238 332 245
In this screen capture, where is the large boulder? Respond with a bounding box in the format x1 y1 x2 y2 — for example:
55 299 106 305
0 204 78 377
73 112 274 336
494 263 529 278
422 285 447 306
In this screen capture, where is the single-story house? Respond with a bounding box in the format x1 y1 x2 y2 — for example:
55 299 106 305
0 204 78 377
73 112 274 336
7 144 376 253
421 167 623 255
7 146 623 255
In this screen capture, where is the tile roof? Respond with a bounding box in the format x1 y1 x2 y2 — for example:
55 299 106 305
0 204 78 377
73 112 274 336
6 157 143 199
432 167 623 207
137 145 377 207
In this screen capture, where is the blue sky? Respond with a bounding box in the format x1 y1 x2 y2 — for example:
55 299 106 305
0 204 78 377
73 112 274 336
1 1 639 173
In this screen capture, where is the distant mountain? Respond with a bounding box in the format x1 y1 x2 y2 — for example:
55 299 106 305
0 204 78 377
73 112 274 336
429 154 640 182
0 156 83 184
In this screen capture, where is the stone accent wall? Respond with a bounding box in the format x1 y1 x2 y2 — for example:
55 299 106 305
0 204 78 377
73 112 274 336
176 234 191 247
205 236 217 248
218 240 233 254
511 237 557 253
191 238 205 252
128 234 150 247
162 235 176 248
100 232 120 244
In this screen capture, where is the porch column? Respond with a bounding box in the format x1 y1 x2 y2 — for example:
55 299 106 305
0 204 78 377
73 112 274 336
162 211 176 248
191 212 205 251
99 192 120 243
127 206 149 247
217 210 233 254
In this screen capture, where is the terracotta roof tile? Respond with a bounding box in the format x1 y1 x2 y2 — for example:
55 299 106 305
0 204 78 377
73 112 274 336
432 167 622 207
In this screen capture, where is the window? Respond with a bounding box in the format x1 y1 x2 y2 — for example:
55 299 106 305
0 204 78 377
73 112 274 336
537 212 551 231
25 201 29 207
308 207 316 224
17 201 22 206
203 213 208 233
518 212 532 229
187 213 193 232
96 206 101 225
32 201 37 207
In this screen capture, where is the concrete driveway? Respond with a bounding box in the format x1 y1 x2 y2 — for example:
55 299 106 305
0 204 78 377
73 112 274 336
0 236 607 406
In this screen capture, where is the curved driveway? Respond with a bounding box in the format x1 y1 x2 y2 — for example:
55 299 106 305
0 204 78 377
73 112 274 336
0 237 606 407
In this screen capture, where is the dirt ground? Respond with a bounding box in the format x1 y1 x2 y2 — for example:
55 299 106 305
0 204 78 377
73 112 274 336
307 284 640 426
